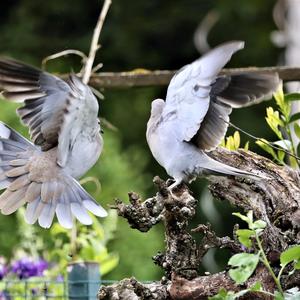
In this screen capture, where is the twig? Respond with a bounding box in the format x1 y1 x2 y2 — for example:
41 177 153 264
92 62 104 73
82 0 112 84
41 49 87 70
79 176 102 196
100 117 118 132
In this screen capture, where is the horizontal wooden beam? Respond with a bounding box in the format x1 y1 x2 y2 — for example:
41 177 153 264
85 66 300 89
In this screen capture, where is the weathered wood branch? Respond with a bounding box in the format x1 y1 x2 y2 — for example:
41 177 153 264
209 148 300 253
99 149 300 299
79 66 300 89
98 278 169 300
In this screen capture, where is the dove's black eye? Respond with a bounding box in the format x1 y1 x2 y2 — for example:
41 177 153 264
194 84 200 92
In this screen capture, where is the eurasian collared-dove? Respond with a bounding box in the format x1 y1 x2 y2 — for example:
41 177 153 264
0 58 107 228
147 41 280 189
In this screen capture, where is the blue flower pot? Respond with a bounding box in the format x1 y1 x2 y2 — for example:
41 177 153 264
67 262 100 300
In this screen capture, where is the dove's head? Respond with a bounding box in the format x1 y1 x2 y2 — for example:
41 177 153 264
150 99 165 118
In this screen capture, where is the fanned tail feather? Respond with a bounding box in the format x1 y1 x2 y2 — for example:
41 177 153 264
0 122 107 229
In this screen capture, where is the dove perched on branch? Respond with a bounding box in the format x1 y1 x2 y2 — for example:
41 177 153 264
147 41 280 189
0 58 107 228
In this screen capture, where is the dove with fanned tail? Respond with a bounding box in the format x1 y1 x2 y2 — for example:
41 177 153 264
0 58 107 228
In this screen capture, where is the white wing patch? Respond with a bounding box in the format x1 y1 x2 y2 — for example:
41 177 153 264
162 41 244 143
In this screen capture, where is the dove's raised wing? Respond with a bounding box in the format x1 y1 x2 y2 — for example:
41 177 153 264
193 72 280 150
161 41 245 143
0 59 99 167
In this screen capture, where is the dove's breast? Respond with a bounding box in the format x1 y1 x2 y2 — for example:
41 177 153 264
147 118 205 182
147 122 182 172
63 131 103 179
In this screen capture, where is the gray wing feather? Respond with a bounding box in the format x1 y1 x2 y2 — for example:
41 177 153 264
0 59 100 168
162 41 245 143
0 58 70 150
193 99 232 150
213 73 280 107
193 72 280 151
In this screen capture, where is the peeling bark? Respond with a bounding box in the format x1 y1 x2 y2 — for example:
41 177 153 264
99 149 300 300
209 148 300 252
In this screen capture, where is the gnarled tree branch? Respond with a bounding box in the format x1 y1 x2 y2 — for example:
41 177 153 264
99 149 300 299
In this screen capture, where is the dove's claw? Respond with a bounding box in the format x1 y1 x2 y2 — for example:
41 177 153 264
167 179 183 199
168 179 182 190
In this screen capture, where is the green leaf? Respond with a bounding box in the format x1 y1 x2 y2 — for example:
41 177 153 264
294 260 300 270
246 211 253 224
285 93 300 102
80 245 96 261
233 131 240 149
277 150 285 162
289 112 300 123
274 87 291 118
256 139 278 160
274 291 285 300
265 107 284 138
98 252 119 276
228 253 260 284
297 143 300 158
244 141 249 151
236 229 255 248
294 124 300 140
252 220 267 230
249 282 262 292
50 223 68 236
209 289 235 300
273 85 285 107
226 136 235 151
280 245 300 267
232 212 252 228
272 139 292 151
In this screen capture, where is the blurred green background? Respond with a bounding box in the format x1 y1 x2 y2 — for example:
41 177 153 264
0 0 282 280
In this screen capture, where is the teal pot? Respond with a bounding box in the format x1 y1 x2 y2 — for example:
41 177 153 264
67 261 101 300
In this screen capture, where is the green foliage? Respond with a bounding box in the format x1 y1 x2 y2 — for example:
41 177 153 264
228 253 259 284
280 245 300 271
211 211 299 299
235 229 254 248
49 211 119 277
233 211 266 231
220 131 249 151
209 282 262 300
256 87 300 168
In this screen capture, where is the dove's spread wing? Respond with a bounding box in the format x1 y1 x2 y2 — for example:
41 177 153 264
161 41 245 143
192 72 280 150
0 59 99 167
